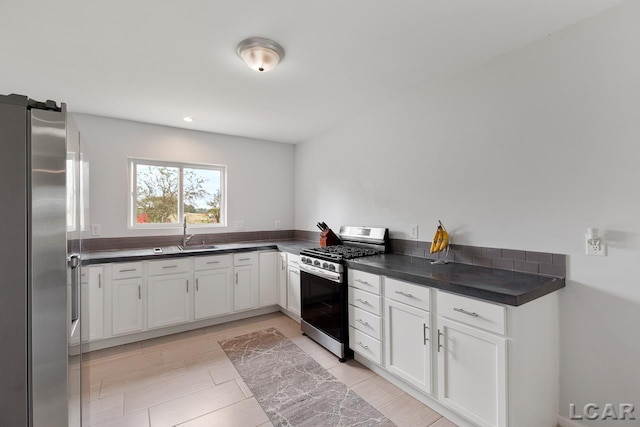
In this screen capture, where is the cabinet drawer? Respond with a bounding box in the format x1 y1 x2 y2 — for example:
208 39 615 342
348 287 382 316
194 254 232 271
437 291 506 335
349 270 381 295
385 277 431 311
287 253 300 268
350 326 382 365
148 258 191 276
233 252 257 266
349 305 382 341
112 262 143 279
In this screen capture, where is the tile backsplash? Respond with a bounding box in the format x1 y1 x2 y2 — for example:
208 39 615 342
80 229 565 278
389 238 566 278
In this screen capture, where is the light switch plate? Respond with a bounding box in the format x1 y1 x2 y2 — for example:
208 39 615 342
275 220 282 230
90 224 101 236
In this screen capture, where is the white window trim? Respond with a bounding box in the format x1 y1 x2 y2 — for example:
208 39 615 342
128 158 227 229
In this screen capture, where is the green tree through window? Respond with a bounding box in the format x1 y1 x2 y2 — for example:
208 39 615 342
132 160 225 226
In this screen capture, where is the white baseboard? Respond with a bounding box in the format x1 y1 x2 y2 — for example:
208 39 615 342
558 415 586 427
83 306 281 352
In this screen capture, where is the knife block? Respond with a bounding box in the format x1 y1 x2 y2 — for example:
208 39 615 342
320 229 342 247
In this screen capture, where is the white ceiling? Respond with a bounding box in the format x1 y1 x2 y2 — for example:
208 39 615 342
0 0 626 143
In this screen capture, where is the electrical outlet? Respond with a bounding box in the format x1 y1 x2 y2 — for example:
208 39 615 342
409 224 418 239
275 220 282 230
90 224 101 236
234 220 245 231
586 234 606 256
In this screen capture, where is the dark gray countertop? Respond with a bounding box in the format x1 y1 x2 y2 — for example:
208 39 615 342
346 254 564 306
84 240 317 264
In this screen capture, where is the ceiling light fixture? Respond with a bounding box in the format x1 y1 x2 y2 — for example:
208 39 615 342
237 37 285 73
183 116 193 122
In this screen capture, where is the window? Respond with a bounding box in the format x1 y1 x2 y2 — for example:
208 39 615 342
129 159 226 227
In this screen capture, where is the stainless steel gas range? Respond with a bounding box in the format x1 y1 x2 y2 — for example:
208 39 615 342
299 226 388 362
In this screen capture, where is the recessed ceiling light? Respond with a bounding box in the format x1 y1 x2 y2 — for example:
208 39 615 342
183 116 193 122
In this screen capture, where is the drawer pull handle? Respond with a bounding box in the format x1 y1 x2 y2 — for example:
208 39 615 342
453 307 479 317
357 341 369 350
438 329 443 352
186 280 189 293
163 265 178 269
395 290 414 298
119 268 137 273
423 324 429 344
238 257 251 261
98 273 102 289
355 279 370 286
206 261 220 265
356 318 371 328
196 278 199 291
355 298 370 305
138 285 141 300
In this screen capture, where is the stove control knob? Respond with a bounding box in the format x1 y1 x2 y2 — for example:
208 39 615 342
300 256 306 264
313 260 321 266
328 264 336 271
322 262 329 269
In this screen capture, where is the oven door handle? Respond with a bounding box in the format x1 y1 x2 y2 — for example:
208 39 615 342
299 264 342 283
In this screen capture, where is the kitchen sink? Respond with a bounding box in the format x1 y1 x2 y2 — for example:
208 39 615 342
177 244 218 252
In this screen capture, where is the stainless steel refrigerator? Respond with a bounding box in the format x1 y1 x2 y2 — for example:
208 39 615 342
0 93 83 426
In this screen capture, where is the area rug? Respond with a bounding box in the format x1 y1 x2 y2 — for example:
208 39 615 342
219 328 395 427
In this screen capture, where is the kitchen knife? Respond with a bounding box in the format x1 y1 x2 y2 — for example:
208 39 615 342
320 222 329 230
316 223 324 231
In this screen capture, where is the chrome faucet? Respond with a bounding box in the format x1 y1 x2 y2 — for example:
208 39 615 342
183 217 194 247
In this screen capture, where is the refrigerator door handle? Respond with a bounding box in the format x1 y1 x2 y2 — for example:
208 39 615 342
68 253 80 330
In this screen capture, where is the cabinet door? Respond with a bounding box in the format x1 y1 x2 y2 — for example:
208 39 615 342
385 299 432 394
287 267 301 317
234 264 257 311
194 268 232 320
437 317 507 427
258 252 278 307
278 252 287 308
148 273 191 329
81 266 104 342
112 277 143 336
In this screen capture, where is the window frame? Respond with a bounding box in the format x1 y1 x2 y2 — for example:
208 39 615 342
128 158 227 229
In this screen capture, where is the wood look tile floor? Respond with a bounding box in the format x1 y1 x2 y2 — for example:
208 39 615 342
84 313 457 427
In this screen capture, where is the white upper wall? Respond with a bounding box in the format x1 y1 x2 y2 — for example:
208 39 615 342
74 114 294 238
295 1 639 423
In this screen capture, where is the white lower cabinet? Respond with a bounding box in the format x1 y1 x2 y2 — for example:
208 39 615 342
194 268 233 320
285 253 301 317
81 265 104 342
111 277 143 336
437 317 506 427
277 252 288 309
346 272 559 427
258 252 278 307
147 273 191 329
385 299 432 395
234 253 259 311
286 265 301 317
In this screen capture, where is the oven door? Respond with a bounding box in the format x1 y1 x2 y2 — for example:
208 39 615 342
300 270 347 343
